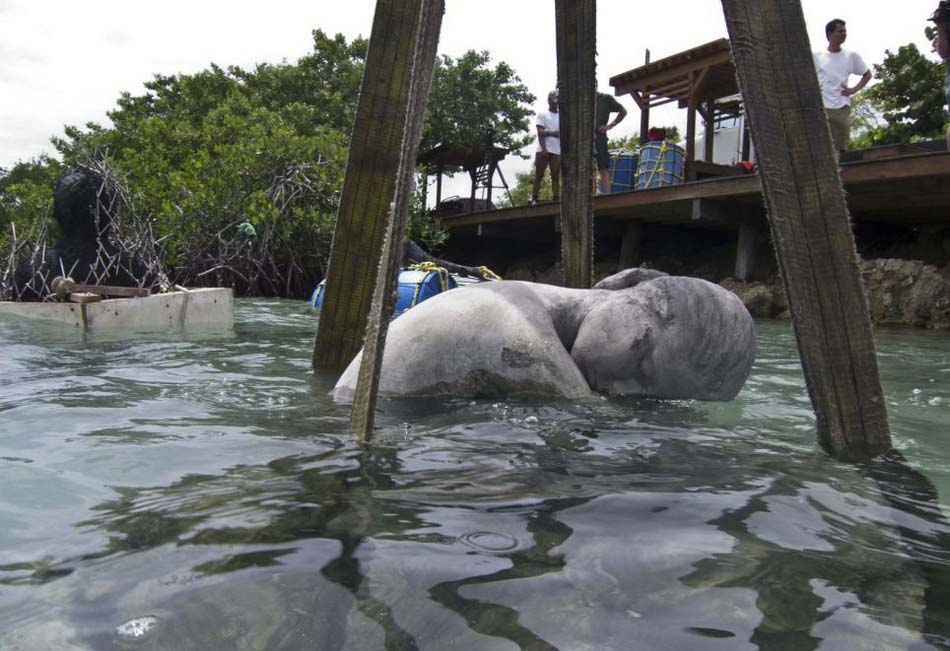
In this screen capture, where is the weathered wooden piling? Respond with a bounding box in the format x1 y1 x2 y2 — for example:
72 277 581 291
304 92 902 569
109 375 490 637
312 0 434 374
349 0 444 439
720 0 891 461
555 0 597 288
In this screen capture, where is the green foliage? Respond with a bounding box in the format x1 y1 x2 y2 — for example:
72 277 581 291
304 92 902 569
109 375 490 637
38 30 365 294
0 156 62 250
6 31 532 296
422 50 535 168
407 191 449 252
850 43 946 148
235 30 367 135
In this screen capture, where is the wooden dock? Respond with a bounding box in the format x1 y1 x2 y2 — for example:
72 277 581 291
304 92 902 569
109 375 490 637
438 143 950 280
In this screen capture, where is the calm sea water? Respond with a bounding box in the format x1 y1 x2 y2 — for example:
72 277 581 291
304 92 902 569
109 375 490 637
1 298 950 650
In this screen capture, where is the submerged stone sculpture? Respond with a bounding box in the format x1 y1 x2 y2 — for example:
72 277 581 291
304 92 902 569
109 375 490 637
333 268 756 402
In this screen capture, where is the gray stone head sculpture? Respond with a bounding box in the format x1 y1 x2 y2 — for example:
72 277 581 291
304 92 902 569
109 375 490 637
572 273 756 400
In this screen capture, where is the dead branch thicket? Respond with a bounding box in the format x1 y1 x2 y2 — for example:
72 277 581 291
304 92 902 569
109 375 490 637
1 155 334 301
187 160 335 298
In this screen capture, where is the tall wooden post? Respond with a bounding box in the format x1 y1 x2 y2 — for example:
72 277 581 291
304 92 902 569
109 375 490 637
555 0 596 288
703 100 716 162
685 77 698 180
349 0 444 439
720 0 891 461
436 166 443 206
312 0 433 373
639 49 651 145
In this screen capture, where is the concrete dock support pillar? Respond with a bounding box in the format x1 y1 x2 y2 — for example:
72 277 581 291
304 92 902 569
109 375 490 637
618 221 642 271
734 222 758 282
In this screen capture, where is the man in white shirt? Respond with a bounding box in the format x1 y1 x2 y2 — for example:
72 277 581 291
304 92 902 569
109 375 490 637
531 90 560 205
814 18 872 159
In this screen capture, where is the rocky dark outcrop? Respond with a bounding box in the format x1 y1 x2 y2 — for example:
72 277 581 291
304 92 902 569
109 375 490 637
861 258 950 329
720 259 950 329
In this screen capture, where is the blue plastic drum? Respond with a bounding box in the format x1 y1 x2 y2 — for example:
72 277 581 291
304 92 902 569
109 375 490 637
393 268 457 316
636 140 685 190
608 151 639 193
310 268 457 317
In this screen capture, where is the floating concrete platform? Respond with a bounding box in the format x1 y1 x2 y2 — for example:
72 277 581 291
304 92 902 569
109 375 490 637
0 287 233 333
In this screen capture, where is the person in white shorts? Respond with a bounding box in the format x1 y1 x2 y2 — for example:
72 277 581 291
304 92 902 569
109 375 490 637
531 90 560 205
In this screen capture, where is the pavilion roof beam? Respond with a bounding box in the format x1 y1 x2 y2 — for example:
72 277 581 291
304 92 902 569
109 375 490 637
646 96 682 109
612 48 732 97
645 79 691 98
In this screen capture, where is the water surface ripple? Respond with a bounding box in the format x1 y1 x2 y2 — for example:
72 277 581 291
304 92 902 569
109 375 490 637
1 300 949 650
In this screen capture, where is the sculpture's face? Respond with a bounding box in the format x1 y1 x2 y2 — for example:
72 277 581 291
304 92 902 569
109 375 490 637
571 278 756 400
571 289 663 396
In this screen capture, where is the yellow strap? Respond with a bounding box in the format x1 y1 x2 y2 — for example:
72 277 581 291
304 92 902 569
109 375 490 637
640 140 669 189
406 261 451 297
408 261 441 273
410 261 501 283
477 266 502 281
410 280 423 307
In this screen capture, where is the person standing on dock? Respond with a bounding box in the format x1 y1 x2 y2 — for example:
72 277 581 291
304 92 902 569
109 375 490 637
933 3 950 147
813 18 872 160
595 91 627 194
531 90 561 205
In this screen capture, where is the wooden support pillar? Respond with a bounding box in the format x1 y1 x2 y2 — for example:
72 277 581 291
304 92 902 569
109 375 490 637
721 0 891 461
639 49 651 145
469 168 477 206
741 116 752 161
617 221 641 271
420 168 428 207
349 0 444 438
685 77 698 181
704 100 716 162
312 0 435 373
734 221 757 281
555 0 596 288
435 165 443 206
486 161 496 205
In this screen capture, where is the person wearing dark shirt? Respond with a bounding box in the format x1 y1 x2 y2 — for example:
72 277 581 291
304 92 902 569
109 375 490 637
595 92 627 193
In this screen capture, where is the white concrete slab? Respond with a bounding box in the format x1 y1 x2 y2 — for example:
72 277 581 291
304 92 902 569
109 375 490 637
0 288 233 333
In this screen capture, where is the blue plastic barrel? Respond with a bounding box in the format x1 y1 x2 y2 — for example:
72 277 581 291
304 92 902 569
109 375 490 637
310 268 457 317
635 140 685 190
608 151 638 193
393 268 457 316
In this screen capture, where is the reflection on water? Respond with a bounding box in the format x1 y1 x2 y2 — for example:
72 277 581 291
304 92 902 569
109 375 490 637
1 302 950 649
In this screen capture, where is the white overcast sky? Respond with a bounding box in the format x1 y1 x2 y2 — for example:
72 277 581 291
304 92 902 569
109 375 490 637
0 0 939 195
